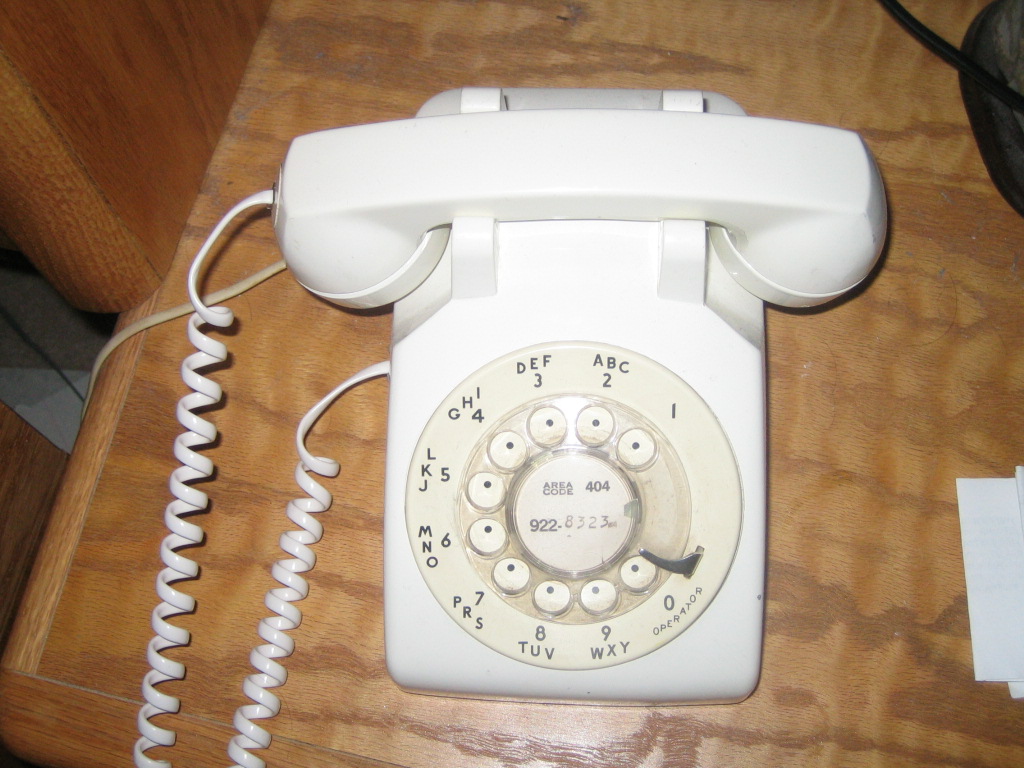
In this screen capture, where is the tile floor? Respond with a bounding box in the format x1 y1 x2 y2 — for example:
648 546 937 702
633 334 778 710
0 251 114 453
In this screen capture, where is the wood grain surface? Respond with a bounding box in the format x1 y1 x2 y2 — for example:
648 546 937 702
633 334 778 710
3 1 1023 766
0 403 66 651
0 404 66 768
0 0 269 312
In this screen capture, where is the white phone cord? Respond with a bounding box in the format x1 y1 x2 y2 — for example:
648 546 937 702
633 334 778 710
135 190 275 768
227 360 390 768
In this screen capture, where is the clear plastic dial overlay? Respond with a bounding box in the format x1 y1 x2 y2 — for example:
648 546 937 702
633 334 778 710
405 342 742 670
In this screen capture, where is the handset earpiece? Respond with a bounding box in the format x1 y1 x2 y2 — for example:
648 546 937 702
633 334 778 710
708 148 886 308
293 223 449 310
273 163 450 309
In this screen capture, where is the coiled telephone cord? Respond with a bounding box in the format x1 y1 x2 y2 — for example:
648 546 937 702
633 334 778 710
228 361 390 768
134 190 275 768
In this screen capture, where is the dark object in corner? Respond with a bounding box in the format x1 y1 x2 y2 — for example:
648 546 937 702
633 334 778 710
961 0 1024 216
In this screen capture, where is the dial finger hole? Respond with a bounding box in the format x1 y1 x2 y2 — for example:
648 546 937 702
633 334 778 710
528 406 567 447
620 555 657 592
617 428 657 470
492 558 530 595
467 472 505 511
580 579 618 615
576 406 614 446
468 519 507 556
533 580 572 616
489 430 528 471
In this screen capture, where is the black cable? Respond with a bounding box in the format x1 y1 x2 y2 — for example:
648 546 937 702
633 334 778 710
0 302 86 403
877 0 1024 114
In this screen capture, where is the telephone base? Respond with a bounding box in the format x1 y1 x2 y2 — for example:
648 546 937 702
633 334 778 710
383 219 765 704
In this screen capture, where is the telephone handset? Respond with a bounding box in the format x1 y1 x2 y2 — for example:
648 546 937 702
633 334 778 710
275 87 885 310
268 87 885 703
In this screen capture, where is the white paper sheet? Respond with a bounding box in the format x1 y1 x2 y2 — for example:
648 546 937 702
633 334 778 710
956 467 1024 697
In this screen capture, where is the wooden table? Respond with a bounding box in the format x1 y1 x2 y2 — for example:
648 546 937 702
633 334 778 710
3 1 1023 765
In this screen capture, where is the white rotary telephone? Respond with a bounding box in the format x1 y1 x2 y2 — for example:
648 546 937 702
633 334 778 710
140 90 886 768
272 87 885 703
139 84 886 768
